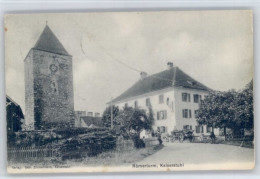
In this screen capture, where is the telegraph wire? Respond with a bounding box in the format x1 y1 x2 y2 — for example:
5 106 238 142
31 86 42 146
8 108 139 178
82 33 175 83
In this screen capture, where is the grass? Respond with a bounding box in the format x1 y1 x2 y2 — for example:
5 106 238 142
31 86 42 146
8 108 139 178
67 144 164 167
8 144 164 168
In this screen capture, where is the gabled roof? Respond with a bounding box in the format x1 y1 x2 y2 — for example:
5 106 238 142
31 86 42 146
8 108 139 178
6 95 24 119
110 67 210 103
33 25 71 56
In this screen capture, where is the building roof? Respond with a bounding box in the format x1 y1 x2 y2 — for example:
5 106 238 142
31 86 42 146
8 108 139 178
33 25 71 56
80 116 103 127
6 95 24 119
110 66 210 103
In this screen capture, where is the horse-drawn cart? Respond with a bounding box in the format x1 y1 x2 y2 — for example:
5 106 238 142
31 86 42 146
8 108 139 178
170 130 195 143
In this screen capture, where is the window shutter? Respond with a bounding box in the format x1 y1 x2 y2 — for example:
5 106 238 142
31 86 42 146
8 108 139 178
189 110 192 118
157 112 159 120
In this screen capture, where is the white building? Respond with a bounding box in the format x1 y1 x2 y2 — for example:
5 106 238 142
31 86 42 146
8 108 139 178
109 62 219 137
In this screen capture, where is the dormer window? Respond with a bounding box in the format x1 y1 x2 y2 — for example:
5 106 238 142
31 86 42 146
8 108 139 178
187 80 196 85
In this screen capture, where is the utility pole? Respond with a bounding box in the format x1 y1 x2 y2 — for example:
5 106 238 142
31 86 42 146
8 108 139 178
110 103 113 129
110 97 113 129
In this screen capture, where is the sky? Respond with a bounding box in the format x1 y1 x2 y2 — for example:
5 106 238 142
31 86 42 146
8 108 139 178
5 10 253 114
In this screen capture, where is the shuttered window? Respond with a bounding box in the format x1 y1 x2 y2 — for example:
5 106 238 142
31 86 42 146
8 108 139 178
157 110 167 120
146 98 151 107
183 109 192 118
182 93 190 102
159 94 164 104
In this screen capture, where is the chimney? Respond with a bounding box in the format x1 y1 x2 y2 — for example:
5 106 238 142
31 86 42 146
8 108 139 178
140 71 148 79
167 62 174 70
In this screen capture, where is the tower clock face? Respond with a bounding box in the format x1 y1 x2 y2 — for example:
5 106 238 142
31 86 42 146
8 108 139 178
49 64 58 73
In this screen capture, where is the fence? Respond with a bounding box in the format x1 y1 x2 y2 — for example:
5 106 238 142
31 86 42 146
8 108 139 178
8 146 55 160
143 137 159 147
116 138 134 153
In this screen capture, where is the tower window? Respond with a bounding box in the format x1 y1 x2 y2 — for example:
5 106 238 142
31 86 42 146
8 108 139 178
40 55 44 63
50 81 58 94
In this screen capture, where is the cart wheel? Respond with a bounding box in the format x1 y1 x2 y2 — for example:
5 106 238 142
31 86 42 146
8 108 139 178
191 136 195 143
173 137 176 142
179 136 184 143
198 137 202 142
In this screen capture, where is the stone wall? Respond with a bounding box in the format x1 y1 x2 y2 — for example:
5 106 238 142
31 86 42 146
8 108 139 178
24 49 75 130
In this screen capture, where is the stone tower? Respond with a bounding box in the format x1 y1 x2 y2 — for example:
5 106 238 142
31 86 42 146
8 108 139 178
24 25 74 130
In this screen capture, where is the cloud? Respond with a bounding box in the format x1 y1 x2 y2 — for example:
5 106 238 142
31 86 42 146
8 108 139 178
5 11 253 113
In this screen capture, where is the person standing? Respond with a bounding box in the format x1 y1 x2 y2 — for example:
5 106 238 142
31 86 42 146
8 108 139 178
210 131 216 144
158 132 163 145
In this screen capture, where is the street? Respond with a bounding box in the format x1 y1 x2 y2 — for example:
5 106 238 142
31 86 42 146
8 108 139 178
137 142 254 170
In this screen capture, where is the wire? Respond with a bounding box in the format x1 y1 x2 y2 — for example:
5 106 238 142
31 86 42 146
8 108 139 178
82 34 175 83
97 44 142 73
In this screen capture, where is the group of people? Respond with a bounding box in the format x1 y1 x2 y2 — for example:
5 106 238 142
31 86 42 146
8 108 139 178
155 131 216 144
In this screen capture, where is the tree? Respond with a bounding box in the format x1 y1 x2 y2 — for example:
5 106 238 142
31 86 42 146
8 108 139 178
101 105 119 128
196 80 254 137
114 106 154 139
146 106 155 131
234 80 254 133
196 91 236 134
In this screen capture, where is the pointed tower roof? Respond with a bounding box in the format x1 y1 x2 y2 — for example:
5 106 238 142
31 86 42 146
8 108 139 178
33 25 71 56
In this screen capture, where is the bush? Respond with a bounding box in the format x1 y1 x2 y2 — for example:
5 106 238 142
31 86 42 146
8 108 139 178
131 135 145 149
53 127 108 139
56 129 117 160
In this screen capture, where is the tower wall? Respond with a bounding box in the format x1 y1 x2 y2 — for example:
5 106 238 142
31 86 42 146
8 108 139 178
24 48 75 130
32 49 74 129
24 50 35 130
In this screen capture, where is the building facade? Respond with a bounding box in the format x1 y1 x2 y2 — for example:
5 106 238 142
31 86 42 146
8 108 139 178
110 62 219 137
24 25 75 130
75 111 102 128
6 95 24 132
